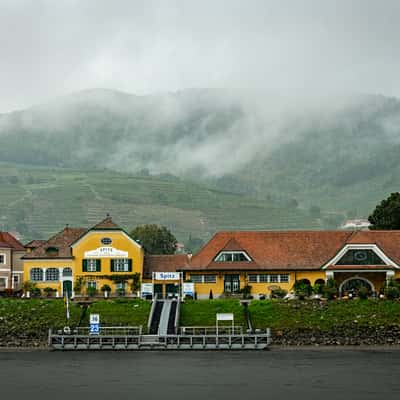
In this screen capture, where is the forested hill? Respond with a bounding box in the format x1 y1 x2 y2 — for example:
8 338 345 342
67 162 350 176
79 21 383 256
1 88 400 219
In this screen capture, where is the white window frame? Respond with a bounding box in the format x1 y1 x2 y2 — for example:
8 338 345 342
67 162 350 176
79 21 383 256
248 274 258 283
214 251 252 262
45 268 60 281
247 274 290 283
203 275 217 284
86 259 98 272
113 259 130 272
30 268 44 282
190 275 217 284
87 281 97 289
190 275 204 283
0 253 6 264
63 267 72 277
322 244 399 269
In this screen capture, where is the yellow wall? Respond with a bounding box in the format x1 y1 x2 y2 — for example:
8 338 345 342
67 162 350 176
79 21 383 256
23 260 73 295
23 230 144 296
188 270 350 298
71 230 144 294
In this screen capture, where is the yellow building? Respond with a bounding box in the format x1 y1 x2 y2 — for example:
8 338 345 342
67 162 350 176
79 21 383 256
178 230 400 299
22 223 400 299
22 217 144 297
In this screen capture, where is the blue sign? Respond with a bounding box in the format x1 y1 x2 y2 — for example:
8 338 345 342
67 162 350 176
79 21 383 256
89 313 100 335
90 324 100 335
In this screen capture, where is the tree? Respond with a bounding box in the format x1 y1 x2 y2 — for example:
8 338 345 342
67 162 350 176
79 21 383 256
129 224 177 254
369 192 400 230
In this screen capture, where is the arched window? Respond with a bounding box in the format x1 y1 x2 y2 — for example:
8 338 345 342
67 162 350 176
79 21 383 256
315 279 325 285
63 267 72 277
46 268 59 281
30 268 43 281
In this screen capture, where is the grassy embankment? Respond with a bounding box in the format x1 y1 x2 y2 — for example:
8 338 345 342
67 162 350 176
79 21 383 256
2 298 400 346
0 298 151 345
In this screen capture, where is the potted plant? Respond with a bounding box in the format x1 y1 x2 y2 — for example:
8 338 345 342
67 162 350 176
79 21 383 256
43 287 56 298
73 277 85 295
31 287 41 298
101 284 111 298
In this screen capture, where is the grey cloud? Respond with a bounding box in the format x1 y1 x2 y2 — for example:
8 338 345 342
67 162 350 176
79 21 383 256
1 0 400 112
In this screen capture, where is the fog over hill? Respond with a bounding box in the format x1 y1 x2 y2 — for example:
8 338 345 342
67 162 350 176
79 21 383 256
1 88 400 217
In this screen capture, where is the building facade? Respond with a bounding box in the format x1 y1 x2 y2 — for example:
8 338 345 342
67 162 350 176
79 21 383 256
21 220 400 299
0 232 25 291
22 217 144 297
178 230 400 299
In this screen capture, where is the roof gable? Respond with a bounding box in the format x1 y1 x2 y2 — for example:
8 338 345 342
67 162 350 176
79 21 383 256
0 232 25 251
91 216 121 230
23 227 87 259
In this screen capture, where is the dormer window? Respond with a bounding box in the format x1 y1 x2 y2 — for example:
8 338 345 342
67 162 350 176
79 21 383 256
45 247 59 256
336 249 386 266
215 251 251 262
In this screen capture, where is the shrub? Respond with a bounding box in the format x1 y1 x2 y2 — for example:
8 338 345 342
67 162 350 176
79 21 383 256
358 286 369 300
22 281 36 294
73 277 85 294
86 287 98 297
130 273 141 292
31 287 41 298
323 278 338 300
43 287 56 297
271 287 287 299
312 283 324 295
100 284 111 293
240 285 252 299
293 281 312 299
384 279 400 299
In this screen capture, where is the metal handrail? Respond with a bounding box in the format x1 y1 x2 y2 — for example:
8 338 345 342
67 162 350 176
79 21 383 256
65 326 142 335
147 293 159 332
180 326 244 335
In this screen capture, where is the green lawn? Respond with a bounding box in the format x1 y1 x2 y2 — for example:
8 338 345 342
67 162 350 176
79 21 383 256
2 298 400 346
248 299 400 330
180 299 246 327
0 298 151 343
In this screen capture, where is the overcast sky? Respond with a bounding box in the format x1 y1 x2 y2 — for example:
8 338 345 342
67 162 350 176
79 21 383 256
1 0 400 112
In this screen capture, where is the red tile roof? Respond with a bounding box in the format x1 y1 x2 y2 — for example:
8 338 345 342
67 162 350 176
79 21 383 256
0 232 25 251
22 227 87 259
143 254 190 279
183 230 400 271
24 240 46 248
326 265 392 271
91 216 121 230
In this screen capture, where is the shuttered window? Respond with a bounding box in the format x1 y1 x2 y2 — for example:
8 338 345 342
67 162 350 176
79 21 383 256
82 259 101 272
110 259 132 272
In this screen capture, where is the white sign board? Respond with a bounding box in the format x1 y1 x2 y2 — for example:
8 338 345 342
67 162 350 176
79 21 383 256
216 313 234 321
89 313 100 335
183 282 195 297
84 247 128 258
90 313 100 324
154 272 180 280
141 283 153 295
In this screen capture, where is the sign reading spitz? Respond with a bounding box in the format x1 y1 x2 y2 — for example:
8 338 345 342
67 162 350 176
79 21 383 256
84 247 128 258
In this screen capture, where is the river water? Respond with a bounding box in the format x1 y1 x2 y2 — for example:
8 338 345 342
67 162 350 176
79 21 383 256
1 348 400 400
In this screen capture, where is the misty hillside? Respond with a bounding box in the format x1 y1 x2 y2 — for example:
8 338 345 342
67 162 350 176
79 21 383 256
0 163 320 243
1 88 400 218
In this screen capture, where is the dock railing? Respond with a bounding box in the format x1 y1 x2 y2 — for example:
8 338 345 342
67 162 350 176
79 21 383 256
180 326 244 335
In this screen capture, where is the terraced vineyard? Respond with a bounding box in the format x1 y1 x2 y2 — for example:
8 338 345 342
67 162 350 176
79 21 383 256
0 162 321 242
